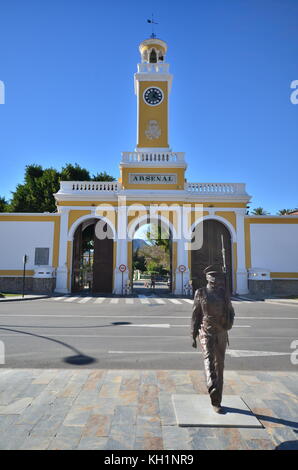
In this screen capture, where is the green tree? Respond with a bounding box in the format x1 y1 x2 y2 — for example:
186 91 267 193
92 171 116 182
10 164 61 213
60 163 90 181
8 163 116 213
146 223 171 254
0 196 9 212
251 207 269 215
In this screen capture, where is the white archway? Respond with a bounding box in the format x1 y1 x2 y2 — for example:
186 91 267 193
127 213 178 241
68 214 117 241
190 214 237 243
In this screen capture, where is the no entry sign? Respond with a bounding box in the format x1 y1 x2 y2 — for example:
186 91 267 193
119 264 127 272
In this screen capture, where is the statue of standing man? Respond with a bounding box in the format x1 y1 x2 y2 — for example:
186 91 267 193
191 265 235 413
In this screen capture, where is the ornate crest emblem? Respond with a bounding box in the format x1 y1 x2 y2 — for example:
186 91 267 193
145 120 161 140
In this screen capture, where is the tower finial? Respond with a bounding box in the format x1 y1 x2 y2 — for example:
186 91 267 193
147 14 158 39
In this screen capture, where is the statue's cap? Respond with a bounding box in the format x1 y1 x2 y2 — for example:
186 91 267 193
204 264 224 276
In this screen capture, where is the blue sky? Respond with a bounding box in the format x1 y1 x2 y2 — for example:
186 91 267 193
0 0 297 213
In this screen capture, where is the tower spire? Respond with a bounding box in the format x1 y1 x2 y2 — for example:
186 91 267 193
147 14 158 39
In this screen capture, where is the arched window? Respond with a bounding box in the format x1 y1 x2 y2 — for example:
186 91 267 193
149 48 157 63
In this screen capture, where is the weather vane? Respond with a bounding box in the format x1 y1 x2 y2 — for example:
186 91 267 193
147 14 158 39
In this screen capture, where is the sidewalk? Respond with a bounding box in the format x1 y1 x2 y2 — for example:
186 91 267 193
0 368 297 450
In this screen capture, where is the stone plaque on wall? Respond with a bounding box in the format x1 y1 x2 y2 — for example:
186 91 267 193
34 247 50 265
129 173 177 184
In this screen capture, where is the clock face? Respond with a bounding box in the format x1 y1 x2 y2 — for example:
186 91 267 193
143 87 164 106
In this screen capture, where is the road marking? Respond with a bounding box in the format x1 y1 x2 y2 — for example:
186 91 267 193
78 297 92 304
169 299 182 304
64 297 79 302
183 299 193 304
227 350 291 357
140 298 150 304
170 325 251 328
125 299 134 304
108 350 291 357
53 297 65 301
110 298 119 304
94 298 105 303
151 298 166 304
125 324 170 328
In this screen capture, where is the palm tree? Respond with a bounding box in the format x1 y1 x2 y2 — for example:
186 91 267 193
277 209 293 215
251 207 269 215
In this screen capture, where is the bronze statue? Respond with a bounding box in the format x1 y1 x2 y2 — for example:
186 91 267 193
191 265 235 413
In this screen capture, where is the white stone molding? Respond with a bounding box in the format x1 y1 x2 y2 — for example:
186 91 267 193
55 208 69 294
67 213 117 241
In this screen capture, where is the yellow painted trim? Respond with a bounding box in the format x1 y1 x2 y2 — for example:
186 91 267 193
66 241 72 290
246 217 298 224
270 272 298 279
52 217 60 268
68 210 91 231
139 43 166 55
233 242 237 293
57 201 247 208
137 81 168 148
0 215 60 221
0 270 35 276
244 219 251 269
215 211 236 231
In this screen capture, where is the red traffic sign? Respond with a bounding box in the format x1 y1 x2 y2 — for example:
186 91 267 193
178 264 187 273
119 264 127 272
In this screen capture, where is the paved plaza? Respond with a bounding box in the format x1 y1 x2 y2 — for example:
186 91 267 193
0 296 297 450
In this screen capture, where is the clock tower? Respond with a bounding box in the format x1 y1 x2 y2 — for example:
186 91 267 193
119 37 186 190
135 38 172 149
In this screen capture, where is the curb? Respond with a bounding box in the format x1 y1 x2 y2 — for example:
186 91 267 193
0 295 50 303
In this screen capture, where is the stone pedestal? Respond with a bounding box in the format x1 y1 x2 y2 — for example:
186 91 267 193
172 394 262 428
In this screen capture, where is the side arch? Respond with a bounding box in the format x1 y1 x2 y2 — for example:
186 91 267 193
190 217 234 293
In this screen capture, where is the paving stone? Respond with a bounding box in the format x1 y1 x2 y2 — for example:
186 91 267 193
82 370 105 391
0 397 33 414
77 436 108 450
245 439 276 450
158 392 176 425
18 434 53 450
162 425 192 450
82 414 111 437
267 426 298 447
92 397 117 416
32 370 58 385
134 436 164 450
136 415 162 441
63 405 92 427
105 436 135 451
0 423 32 450
140 371 157 385
58 370 90 398
48 425 83 450
99 382 121 398
138 384 159 417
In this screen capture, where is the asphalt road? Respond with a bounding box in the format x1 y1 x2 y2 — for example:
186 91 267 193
0 295 297 371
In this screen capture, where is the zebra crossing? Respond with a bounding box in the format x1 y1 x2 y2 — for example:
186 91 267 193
47 295 194 306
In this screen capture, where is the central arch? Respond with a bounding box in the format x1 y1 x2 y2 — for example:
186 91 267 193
128 215 174 295
72 218 114 294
